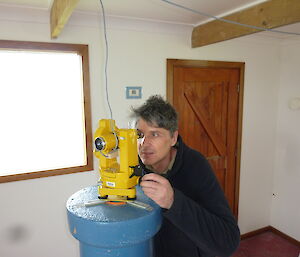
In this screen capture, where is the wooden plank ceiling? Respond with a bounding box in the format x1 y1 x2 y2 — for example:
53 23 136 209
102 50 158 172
192 0 300 47
50 0 300 47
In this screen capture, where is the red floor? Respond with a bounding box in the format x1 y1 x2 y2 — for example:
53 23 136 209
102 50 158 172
231 231 300 257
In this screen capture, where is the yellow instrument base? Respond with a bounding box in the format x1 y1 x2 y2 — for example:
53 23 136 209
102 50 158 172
98 187 137 199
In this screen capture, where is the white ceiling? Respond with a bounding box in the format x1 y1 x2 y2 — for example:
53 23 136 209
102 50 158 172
75 0 269 25
0 0 299 39
0 0 270 25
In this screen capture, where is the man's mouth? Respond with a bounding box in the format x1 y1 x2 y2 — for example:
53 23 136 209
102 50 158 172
140 150 154 158
141 151 153 155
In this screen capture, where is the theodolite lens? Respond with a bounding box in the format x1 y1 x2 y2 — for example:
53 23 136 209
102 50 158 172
95 137 106 151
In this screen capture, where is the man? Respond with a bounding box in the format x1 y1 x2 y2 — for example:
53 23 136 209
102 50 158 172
131 95 240 257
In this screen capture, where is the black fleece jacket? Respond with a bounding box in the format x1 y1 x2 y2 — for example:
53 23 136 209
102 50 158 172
149 136 240 257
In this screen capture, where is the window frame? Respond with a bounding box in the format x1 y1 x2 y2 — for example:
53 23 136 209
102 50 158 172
0 40 93 183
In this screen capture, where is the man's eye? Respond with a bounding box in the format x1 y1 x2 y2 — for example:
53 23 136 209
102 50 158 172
152 132 159 137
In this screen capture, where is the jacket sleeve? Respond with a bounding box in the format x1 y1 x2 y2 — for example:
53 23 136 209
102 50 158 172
163 154 240 257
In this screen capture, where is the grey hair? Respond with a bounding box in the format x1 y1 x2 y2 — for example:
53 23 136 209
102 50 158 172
131 95 178 135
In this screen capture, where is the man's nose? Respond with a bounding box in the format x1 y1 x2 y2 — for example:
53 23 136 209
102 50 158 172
139 136 149 146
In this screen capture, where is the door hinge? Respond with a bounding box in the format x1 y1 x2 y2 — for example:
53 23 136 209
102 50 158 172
237 84 240 92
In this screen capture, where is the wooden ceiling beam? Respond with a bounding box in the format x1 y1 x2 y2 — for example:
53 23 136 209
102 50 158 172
50 0 79 39
192 0 300 48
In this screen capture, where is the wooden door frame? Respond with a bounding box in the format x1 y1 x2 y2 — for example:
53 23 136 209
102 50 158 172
166 59 245 218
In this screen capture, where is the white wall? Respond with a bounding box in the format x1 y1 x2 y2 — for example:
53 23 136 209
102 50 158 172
271 39 300 240
0 5 298 257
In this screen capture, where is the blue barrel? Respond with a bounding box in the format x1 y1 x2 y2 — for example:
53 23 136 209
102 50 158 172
66 185 162 257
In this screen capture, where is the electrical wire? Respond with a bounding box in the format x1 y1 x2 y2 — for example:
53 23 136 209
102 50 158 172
99 0 113 120
161 0 300 36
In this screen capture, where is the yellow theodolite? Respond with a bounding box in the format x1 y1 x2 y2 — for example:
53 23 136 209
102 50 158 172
94 119 142 200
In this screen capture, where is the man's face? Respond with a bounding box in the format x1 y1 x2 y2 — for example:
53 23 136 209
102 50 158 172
137 119 178 172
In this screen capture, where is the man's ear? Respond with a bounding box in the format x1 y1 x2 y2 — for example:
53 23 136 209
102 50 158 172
171 130 178 146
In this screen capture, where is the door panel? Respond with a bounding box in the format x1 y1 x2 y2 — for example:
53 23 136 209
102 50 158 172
167 59 244 217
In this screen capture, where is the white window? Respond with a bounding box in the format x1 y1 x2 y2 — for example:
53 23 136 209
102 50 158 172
0 40 93 183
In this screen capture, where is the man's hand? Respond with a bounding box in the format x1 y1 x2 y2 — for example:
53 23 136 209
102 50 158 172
140 173 174 209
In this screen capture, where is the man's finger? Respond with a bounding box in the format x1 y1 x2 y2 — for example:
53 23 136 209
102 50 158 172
140 179 158 189
142 173 167 184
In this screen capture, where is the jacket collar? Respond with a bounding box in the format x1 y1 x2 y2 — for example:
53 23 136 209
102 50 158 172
166 135 184 178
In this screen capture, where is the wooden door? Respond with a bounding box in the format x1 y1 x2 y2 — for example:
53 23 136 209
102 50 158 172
167 59 244 217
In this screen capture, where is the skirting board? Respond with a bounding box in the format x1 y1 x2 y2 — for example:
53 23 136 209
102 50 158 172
241 226 300 247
